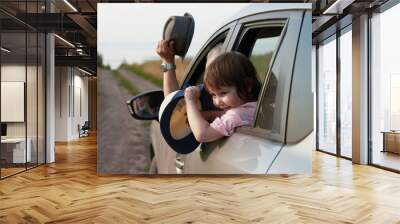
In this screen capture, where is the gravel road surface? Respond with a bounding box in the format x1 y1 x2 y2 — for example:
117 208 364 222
97 68 160 174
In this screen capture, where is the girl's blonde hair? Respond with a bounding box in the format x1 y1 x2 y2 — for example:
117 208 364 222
204 52 261 102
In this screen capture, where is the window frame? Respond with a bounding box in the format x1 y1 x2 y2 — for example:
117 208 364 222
230 10 305 143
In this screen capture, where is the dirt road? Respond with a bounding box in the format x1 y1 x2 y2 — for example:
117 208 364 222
97 68 160 174
119 68 161 92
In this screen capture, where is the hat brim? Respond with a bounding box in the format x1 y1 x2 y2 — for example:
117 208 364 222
158 85 221 154
159 90 200 154
162 13 195 58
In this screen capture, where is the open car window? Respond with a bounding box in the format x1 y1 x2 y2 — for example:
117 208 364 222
235 25 284 86
233 18 296 143
181 22 234 88
189 32 228 86
234 23 287 138
195 32 227 85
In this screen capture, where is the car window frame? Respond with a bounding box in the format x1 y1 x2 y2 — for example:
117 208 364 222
228 10 306 143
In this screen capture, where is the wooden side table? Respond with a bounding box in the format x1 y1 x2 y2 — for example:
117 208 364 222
381 131 400 154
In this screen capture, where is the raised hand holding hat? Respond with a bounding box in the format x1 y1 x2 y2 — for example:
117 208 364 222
162 13 195 58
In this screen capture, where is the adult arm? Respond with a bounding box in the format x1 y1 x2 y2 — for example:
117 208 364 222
156 40 179 96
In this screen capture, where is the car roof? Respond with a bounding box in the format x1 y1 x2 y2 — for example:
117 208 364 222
223 3 312 26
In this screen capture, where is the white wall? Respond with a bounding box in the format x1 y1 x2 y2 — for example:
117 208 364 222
55 66 70 141
55 67 89 141
1 65 26 141
1 65 31 138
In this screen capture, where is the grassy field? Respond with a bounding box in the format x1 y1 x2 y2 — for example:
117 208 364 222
250 52 273 82
141 59 192 84
122 63 163 87
111 70 139 95
119 53 271 91
122 58 192 87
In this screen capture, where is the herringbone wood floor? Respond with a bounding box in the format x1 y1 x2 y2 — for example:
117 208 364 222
1 134 400 223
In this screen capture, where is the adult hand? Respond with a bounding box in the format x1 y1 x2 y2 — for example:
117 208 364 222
156 40 175 64
184 86 201 103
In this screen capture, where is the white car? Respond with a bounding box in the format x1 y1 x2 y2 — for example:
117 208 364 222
127 4 314 174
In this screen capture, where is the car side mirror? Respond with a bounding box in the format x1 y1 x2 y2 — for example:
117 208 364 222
126 90 164 121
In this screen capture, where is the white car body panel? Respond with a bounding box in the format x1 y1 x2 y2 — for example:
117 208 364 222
267 132 314 174
183 131 282 174
151 122 177 174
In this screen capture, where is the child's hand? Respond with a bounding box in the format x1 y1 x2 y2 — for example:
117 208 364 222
184 86 201 103
156 40 175 64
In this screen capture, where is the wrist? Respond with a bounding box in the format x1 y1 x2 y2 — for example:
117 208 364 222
185 98 197 105
161 62 176 72
162 58 175 64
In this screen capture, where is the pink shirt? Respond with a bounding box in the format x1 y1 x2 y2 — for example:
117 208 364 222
210 102 257 136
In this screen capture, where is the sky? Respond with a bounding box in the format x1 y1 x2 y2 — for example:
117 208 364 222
97 3 249 69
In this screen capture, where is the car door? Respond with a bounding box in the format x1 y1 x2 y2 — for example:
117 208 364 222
183 9 312 174
150 22 237 174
